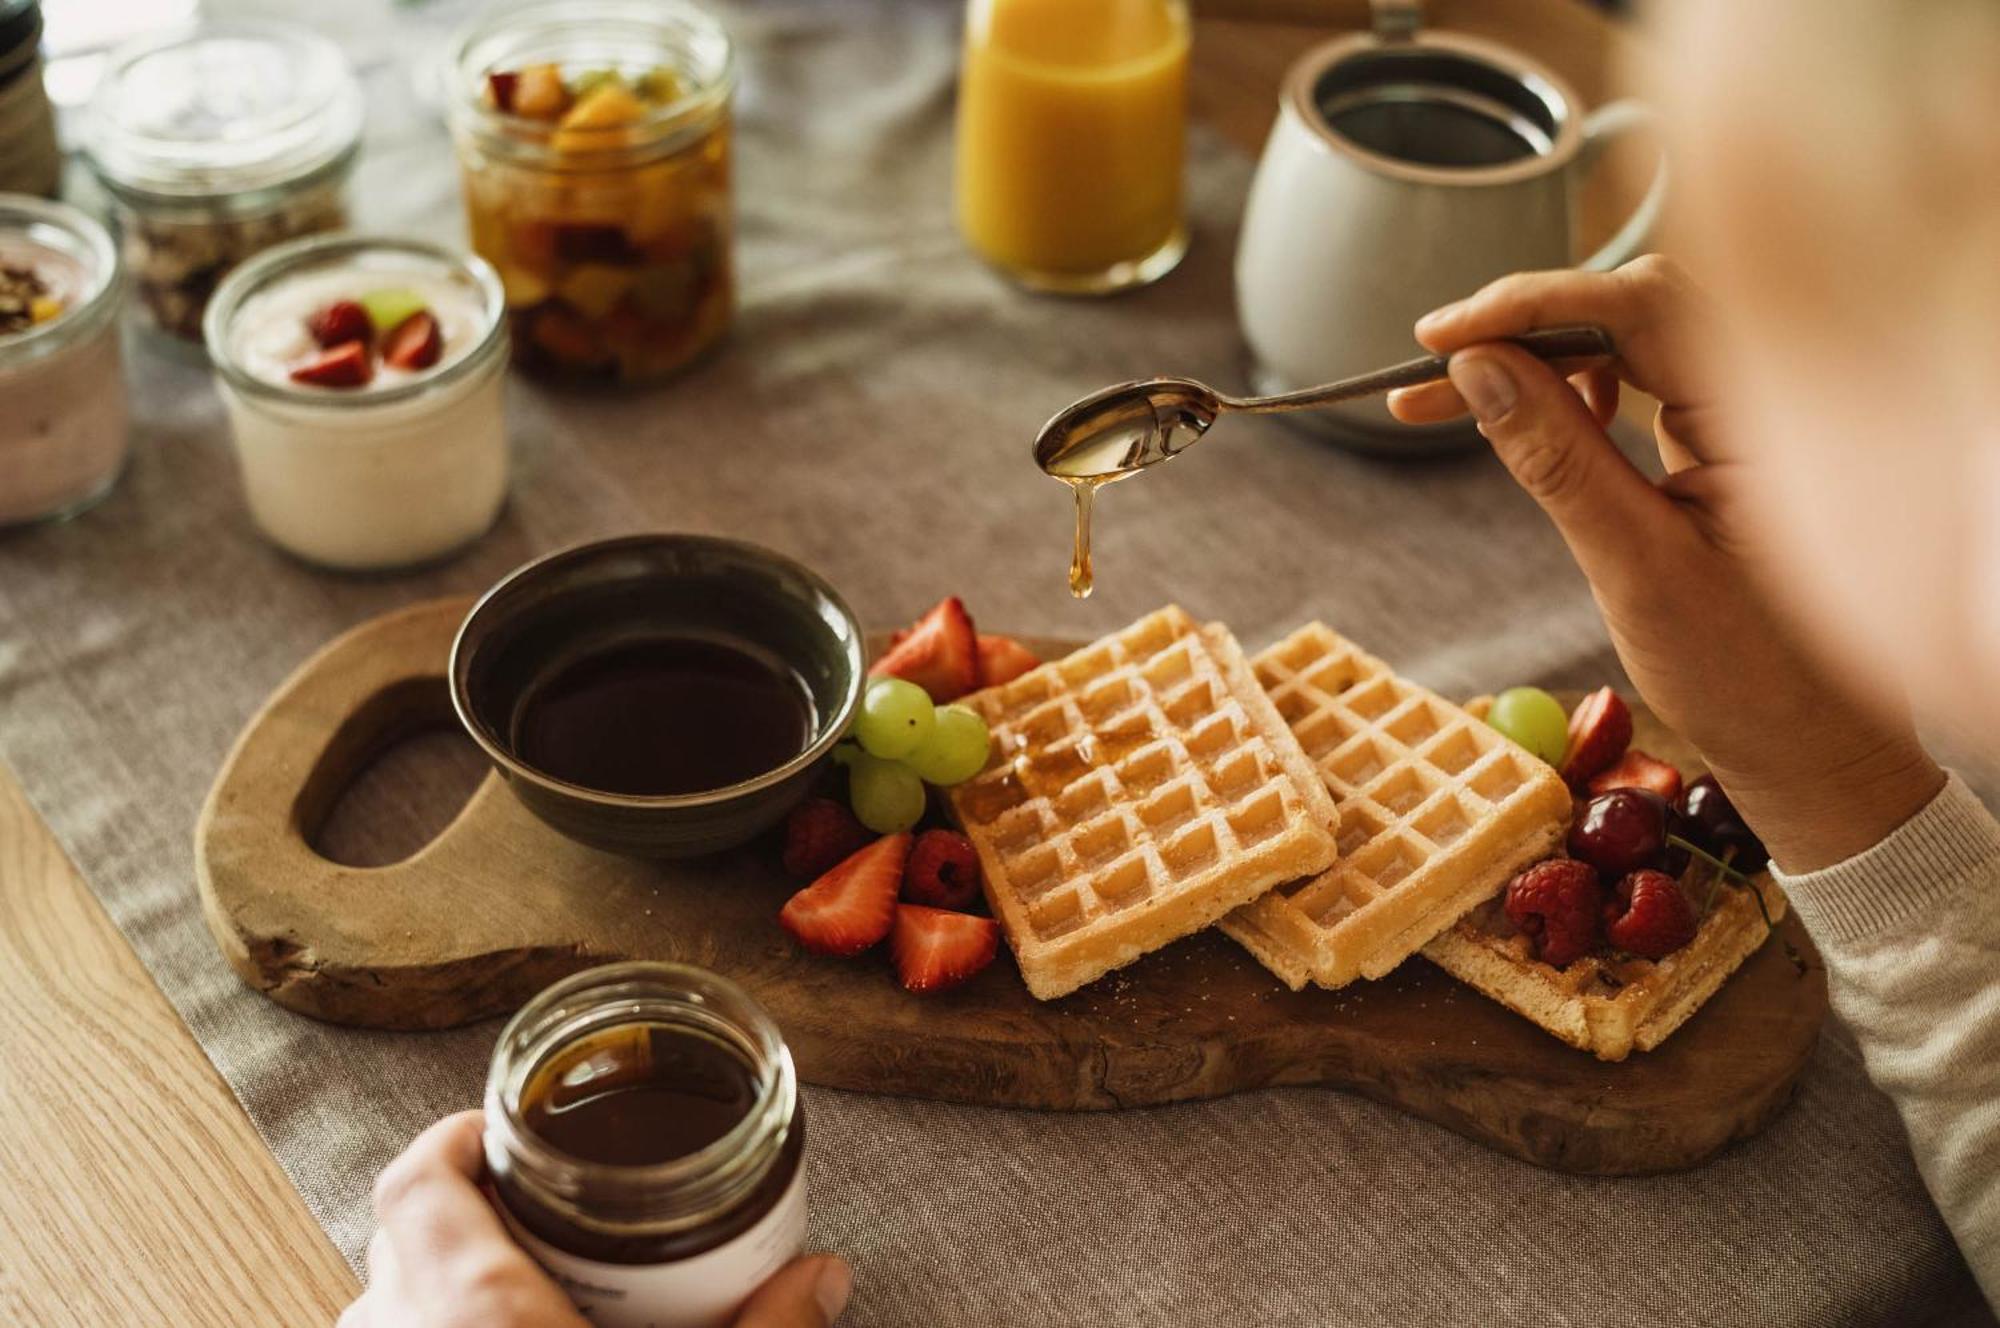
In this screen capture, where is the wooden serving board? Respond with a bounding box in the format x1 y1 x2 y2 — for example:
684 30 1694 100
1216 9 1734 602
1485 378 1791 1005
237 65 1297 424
197 597 1828 1174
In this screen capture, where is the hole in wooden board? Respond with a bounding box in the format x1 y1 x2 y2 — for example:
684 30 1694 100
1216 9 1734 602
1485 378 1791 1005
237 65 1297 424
304 678 491 868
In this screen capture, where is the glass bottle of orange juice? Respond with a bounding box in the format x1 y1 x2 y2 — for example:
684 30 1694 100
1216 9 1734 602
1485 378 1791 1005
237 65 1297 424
954 0 1189 293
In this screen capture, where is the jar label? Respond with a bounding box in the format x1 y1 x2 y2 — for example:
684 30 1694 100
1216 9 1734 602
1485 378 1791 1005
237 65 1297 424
500 1171 808 1328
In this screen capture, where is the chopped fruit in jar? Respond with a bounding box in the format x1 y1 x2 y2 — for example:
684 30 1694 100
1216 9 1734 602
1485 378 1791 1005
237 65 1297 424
29 295 62 325
1504 859 1603 968
872 597 980 702
289 340 373 388
557 83 647 133
306 299 372 349
528 303 612 370
633 66 684 105
782 798 873 881
1560 686 1632 788
977 634 1040 688
0 264 62 336
904 830 983 911
1485 686 1570 766
498 265 553 309
553 224 642 265
557 263 637 320
510 63 571 121
779 833 910 956
1568 788 1670 878
907 705 992 788
630 260 699 323
1587 749 1684 802
382 310 443 371
856 677 937 761
485 70 520 112
1604 868 1698 959
891 905 1000 993
1675 775 1770 874
358 288 428 339
848 751 928 835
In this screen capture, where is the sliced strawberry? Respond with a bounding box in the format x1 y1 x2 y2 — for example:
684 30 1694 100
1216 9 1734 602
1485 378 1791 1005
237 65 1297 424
870 596 979 702
779 833 909 956
288 340 372 388
976 634 1040 689
781 797 873 881
1588 749 1684 802
903 829 982 910
1560 685 1632 788
891 904 1000 994
382 309 442 371
306 299 372 350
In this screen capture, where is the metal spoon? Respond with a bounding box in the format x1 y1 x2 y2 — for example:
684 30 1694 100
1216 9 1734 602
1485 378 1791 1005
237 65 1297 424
1033 326 1614 481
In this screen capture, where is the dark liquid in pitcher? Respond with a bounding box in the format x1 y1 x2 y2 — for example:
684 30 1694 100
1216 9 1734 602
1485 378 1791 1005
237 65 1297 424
521 1023 758 1167
513 636 812 796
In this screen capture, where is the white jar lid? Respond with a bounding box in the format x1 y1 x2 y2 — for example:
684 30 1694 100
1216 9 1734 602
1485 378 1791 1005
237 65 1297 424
84 20 362 204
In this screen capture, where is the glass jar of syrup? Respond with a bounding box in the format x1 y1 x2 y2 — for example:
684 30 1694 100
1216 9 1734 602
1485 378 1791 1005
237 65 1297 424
485 962 806 1328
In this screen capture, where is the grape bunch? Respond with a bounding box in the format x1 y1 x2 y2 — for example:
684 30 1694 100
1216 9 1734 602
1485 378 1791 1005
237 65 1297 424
837 677 992 833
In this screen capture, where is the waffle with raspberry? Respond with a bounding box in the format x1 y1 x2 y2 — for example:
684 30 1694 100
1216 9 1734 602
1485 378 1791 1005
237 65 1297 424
945 606 1341 1000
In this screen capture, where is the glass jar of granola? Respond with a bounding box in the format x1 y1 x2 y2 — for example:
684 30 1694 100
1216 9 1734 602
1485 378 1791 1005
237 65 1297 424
83 21 362 343
447 0 735 385
0 1 59 198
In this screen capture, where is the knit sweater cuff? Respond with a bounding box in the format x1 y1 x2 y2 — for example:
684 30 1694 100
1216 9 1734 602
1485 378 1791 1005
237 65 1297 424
1772 773 2000 946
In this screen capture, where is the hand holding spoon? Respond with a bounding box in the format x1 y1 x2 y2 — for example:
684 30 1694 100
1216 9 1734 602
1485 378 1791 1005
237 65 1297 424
1034 326 1614 481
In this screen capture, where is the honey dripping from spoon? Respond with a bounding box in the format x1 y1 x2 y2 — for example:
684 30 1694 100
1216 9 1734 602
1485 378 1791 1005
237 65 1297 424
1067 480 1095 599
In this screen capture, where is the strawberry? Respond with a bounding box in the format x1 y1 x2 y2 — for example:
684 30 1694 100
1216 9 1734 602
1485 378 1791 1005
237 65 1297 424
870 596 979 702
891 904 1000 993
486 70 520 112
382 309 443 371
288 340 372 388
1504 859 1603 968
781 797 872 881
305 299 372 350
779 833 909 956
903 829 982 910
1560 686 1631 788
1605 868 1698 959
976 634 1039 689
1588 749 1684 802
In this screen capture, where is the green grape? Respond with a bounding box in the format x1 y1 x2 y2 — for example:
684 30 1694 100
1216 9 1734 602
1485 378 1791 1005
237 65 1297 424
831 741 864 768
849 753 927 833
1486 686 1569 766
359 287 428 336
854 677 936 760
907 704 992 787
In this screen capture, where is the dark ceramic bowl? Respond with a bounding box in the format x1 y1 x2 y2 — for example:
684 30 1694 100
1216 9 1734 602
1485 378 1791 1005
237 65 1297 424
450 534 864 858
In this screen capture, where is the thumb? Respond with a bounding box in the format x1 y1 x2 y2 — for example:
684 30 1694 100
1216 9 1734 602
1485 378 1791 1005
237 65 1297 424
1447 343 1673 584
732 1255 852 1328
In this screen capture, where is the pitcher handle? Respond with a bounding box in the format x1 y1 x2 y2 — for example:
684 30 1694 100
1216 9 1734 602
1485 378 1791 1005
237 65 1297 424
1576 99 1667 273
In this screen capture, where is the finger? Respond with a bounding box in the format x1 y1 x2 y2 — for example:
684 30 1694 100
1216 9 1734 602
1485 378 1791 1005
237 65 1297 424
1446 344 1676 584
1385 378 1467 425
1415 256 1708 407
372 1112 511 1269
733 1255 853 1328
1570 366 1620 431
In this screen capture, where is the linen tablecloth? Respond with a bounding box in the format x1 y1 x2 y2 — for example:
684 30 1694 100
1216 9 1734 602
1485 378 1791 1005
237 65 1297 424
0 1 1988 1323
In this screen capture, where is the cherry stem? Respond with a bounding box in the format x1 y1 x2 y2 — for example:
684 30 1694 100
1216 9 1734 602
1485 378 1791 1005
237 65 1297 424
1669 834 1806 974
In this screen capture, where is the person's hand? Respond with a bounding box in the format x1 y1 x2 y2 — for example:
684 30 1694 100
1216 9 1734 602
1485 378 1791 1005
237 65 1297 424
1387 255 1943 873
339 1111 851 1328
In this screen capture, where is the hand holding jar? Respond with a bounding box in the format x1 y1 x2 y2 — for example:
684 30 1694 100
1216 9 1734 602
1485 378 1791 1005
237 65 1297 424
342 1112 851 1328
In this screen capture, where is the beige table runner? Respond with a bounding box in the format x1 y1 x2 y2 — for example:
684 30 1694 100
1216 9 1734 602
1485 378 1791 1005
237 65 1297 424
0 1 1986 1323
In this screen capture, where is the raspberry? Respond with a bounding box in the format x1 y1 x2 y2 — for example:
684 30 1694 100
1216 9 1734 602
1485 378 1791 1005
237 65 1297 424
1504 859 1604 968
903 829 982 911
1605 868 1699 959
781 798 872 880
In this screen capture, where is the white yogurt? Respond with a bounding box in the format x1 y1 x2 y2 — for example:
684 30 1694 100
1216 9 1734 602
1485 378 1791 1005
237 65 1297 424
205 237 509 572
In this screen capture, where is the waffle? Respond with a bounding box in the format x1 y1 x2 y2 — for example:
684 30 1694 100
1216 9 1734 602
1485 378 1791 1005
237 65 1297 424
945 606 1340 1000
1422 875 1787 1061
1219 623 1572 989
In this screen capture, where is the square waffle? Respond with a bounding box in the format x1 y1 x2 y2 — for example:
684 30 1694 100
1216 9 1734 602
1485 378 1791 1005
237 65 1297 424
1220 623 1573 989
1422 875 1788 1061
945 606 1340 1001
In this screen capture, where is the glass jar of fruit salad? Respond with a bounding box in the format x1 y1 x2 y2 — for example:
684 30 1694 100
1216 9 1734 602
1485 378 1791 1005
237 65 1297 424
83 21 362 344
0 194 129 528
203 235 510 573
0 1 59 198
485 962 806 1328
447 0 735 385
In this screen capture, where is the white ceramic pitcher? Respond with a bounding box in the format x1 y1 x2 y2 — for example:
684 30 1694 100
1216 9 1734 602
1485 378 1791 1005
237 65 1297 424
1234 16 1665 450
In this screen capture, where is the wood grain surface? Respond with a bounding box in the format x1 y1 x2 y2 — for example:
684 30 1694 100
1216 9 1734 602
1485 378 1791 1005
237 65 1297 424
0 6 1644 1320
198 596 1825 1175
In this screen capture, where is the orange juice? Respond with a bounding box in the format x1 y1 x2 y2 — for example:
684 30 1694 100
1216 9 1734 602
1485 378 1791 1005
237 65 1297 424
954 0 1189 291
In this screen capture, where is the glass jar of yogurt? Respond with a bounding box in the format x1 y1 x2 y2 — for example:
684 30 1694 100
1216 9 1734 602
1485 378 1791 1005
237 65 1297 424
485 962 807 1328
447 0 736 385
0 1 59 198
84 21 362 343
0 194 129 528
203 235 510 573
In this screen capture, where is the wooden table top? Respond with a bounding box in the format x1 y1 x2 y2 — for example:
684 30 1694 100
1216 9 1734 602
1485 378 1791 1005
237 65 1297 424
0 4 1642 1321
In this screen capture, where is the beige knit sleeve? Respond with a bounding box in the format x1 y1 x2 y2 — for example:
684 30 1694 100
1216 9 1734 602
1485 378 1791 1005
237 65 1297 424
1773 773 2000 1308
